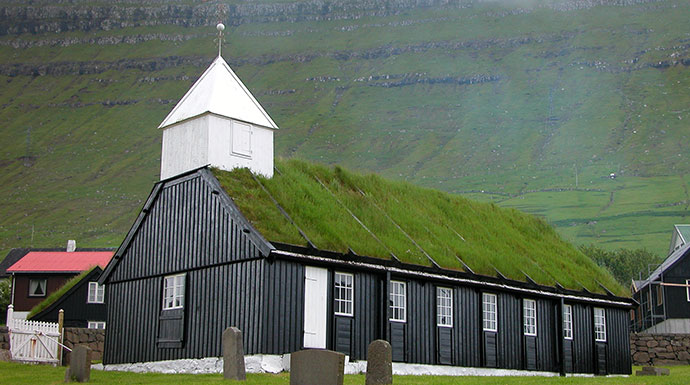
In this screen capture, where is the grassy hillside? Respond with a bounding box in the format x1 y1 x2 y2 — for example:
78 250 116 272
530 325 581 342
215 159 625 295
0 0 689 261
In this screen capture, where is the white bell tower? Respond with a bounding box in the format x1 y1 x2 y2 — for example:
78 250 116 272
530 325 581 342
158 24 278 180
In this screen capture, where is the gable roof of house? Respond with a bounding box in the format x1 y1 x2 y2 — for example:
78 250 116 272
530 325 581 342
7 251 114 273
635 242 690 293
0 248 30 278
212 159 625 296
158 55 278 130
28 267 102 320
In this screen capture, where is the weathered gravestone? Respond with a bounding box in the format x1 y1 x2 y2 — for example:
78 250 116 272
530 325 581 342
366 340 392 385
636 366 670 376
64 345 91 383
290 349 345 385
223 327 246 381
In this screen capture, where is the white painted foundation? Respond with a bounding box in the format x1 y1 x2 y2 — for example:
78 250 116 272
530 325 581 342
92 354 609 377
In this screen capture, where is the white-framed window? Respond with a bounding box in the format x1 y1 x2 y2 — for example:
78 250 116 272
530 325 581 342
231 121 252 157
657 285 663 306
87 282 105 304
686 279 690 302
436 287 453 327
389 280 406 322
523 299 537 336
87 321 106 330
28 278 47 297
334 272 354 316
482 293 497 332
594 307 607 342
162 274 185 310
563 304 573 340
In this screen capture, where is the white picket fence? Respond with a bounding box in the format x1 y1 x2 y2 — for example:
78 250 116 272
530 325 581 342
6 305 65 364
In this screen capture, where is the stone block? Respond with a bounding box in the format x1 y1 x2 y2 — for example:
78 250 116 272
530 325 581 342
366 340 392 385
65 345 92 383
222 327 246 381
647 340 659 348
632 352 650 363
656 352 675 359
0 349 10 362
677 351 690 361
636 366 670 376
290 349 345 385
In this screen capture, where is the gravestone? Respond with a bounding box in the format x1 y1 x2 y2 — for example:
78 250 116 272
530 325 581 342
223 327 246 381
636 366 670 376
366 340 392 385
64 345 91 383
290 349 345 385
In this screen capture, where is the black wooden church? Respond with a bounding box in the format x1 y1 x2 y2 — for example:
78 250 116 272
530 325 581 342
100 52 634 375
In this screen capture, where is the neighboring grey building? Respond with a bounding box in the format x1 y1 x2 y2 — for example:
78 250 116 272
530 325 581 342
632 226 690 333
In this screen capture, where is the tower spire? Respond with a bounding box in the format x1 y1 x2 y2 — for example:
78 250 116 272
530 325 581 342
216 23 225 57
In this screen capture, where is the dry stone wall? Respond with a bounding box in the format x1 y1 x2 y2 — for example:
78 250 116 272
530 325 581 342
631 333 690 366
63 328 105 364
0 326 9 350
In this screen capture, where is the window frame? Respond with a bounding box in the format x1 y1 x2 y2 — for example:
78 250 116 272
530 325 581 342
87 321 106 329
594 307 607 342
334 272 354 317
87 282 105 304
686 279 690 302
647 290 652 313
389 280 407 323
28 278 48 297
482 293 498 332
162 273 186 311
656 284 663 306
436 287 453 328
523 299 537 336
563 304 573 340
231 121 253 158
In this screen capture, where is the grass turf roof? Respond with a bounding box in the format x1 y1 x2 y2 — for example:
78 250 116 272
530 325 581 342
213 159 626 297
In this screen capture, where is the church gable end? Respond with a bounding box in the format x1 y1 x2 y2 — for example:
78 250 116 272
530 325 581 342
106 169 273 283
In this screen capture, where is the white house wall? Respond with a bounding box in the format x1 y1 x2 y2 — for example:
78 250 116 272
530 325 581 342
207 115 274 178
160 117 209 180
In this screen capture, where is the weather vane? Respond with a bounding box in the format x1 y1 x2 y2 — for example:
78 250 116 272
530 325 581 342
216 22 225 57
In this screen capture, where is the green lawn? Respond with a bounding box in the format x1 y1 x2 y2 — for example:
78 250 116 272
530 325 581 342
1 362 690 384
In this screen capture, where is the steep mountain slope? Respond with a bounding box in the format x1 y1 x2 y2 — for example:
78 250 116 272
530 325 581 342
0 0 689 257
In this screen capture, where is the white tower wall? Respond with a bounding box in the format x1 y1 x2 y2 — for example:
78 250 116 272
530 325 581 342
161 117 209 180
207 115 274 178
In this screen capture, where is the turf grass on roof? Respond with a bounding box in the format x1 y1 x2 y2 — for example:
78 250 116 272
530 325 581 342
213 159 626 296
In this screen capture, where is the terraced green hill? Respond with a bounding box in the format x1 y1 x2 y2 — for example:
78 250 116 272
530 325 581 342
1 0 689 260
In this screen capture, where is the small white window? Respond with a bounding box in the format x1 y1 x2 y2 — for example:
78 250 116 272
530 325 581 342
437 287 453 327
334 272 353 316
594 307 607 342
389 281 406 322
657 285 663 306
87 321 106 329
686 280 690 302
163 274 185 310
87 282 105 304
29 278 47 297
523 299 537 336
563 304 573 340
483 293 497 332
231 121 252 157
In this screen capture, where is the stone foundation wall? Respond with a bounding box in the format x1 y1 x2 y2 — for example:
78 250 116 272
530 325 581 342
0 326 9 350
63 328 105 364
631 333 690 366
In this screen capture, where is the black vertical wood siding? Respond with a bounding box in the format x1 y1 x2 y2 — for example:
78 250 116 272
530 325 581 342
606 308 632 374
104 260 264 364
261 259 303 354
407 280 435 365
535 300 557 372
352 271 380 361
571 304 594 373
111 173 265 282
453 286 481 368
497 293 522 369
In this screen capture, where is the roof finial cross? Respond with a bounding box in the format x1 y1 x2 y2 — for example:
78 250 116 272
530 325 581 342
216 23 225 57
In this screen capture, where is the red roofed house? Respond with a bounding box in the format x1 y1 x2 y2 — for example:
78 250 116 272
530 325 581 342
6 241 113 322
